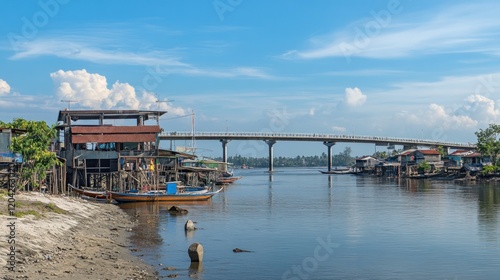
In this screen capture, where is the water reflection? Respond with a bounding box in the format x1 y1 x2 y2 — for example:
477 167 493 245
188 262 203 279
125 169 500 279
477 185 500 242
120 201 211 249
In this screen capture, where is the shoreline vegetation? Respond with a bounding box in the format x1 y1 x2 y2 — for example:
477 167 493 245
217 147 356 168
0 191 158 280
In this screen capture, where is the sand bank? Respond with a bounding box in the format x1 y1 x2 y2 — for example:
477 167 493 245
0 192 158 279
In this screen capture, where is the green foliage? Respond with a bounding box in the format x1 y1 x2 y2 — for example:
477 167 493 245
481 165 497 175
475 124 500 166
437 146 448 158
373 151 388 159
3 118 59 190
417 160 431 173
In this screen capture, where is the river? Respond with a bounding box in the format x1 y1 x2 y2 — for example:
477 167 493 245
120 167 500 280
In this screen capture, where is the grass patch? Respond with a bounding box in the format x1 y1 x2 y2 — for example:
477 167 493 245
45 203 67 214
0 189 8 198
0 200 68 219
14 210 41 218
30 201 68 215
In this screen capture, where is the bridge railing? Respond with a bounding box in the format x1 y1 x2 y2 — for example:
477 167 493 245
159 132 475 148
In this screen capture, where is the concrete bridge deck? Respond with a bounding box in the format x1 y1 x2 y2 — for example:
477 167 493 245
158 132 475 172
159 132 475 149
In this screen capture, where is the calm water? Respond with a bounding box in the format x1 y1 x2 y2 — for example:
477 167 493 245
120 168 500 280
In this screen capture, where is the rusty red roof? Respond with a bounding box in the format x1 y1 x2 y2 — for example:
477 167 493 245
70 125 160 144
418 149 440 155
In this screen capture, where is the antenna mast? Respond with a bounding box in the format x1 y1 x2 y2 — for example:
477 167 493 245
61 99 78 110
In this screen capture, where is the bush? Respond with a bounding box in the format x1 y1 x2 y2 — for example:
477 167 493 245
417 161 431 173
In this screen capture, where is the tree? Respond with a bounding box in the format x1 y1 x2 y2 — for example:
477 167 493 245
436 146 448 158
417 161 431 173
373 151 387 159
475 124 500 168
4 118 59 190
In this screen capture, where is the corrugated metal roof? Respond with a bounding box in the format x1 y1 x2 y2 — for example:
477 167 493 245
57 109 167 122
450 150 481 157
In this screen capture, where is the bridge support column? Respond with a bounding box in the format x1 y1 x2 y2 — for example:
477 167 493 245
323 141 336 172
265 140 276 173
220 139 231 163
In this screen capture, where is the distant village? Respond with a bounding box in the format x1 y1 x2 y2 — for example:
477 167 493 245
0 109 498 193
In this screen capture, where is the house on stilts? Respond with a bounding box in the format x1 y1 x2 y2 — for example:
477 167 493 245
55 109 199 193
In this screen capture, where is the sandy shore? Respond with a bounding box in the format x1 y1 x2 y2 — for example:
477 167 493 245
0 192 158 279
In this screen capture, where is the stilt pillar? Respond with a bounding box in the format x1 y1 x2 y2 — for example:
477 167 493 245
323 141 336 172
220 139 231 163
265 140 276 173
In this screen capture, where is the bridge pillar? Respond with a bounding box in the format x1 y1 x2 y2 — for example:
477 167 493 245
323 141 336 172
265 140 276 172
403 145 416 151
220 139 231 163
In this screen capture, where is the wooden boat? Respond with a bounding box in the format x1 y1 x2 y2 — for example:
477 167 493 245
319 168 353 175
216 176 242 185
108 187 223 203
69 184 109 199
176 185 210 194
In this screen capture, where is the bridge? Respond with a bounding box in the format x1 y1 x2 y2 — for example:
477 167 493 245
158 132 476 172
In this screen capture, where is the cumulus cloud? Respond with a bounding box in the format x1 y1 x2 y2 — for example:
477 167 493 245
344 87 367 107
50 69 186 115
456 94 500 124
426 103 477 128
0 79 11 95
406 94 500 130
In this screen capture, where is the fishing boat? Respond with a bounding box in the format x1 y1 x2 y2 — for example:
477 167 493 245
69 184 109 199
319 167 354 174
107 187 222 203
176 185 210 194
216 176 242 185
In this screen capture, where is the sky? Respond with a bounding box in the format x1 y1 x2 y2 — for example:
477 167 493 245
1 0 500 158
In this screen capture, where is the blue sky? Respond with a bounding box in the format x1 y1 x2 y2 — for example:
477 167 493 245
1 0 500 158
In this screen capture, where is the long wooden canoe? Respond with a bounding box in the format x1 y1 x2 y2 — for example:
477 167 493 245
69 184 109 199
108 187 223 203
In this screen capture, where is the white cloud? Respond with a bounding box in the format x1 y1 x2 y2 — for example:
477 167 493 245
11 37 276 79
12 38 188 67
406 94 500 130
308 107 315 116
284 3 500 59
344 87 367 107
331 126 346 133
0 79 11 95
456 94 500 124
50 69 186 115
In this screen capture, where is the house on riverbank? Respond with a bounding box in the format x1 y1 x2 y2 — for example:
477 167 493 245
56 110 169 192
